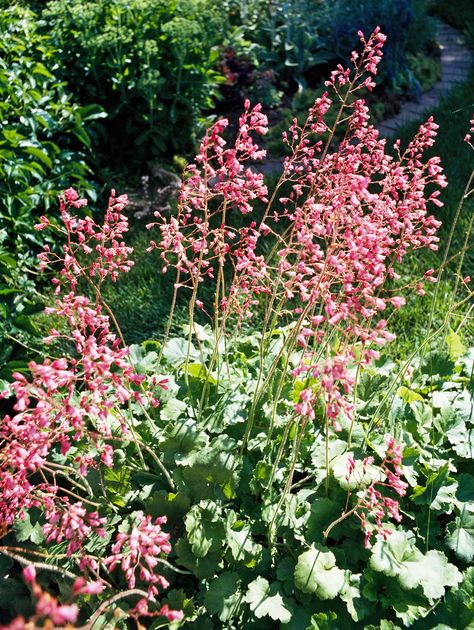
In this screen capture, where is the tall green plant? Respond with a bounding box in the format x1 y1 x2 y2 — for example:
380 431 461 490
41 0 226 166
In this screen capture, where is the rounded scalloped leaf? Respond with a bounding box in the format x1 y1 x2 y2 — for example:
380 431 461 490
446 510 474 563
204 572 243 622
294 545 345 599
244 576 291 623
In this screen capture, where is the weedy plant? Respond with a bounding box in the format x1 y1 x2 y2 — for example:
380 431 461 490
1 29 474 628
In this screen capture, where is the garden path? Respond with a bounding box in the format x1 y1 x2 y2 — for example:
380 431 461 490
256 20 472 176
377 21 472 137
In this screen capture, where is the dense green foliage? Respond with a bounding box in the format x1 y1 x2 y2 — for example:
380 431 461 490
2 328 474 627
15 0 437 168
224 0 436 93
0 3 103 379
40 0 226 169
136 330 474 628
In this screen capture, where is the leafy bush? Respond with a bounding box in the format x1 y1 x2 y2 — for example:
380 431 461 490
0 3 103 379
322 0 437 92
40 0 226 167
224 0 437 95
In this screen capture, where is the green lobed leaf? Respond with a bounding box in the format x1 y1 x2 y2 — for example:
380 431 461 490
204 572 243 622
162 337 200 366
12 510 44 544
411 464 458 512
445 330 466 361
294 545 345 599
446 508 474 563
370 531 462 601
245 576 291 623
175 537 222 580
184 500 225 558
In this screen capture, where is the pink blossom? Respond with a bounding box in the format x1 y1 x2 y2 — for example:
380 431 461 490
344 437 407 547
104 512 172 598
22 565 36 584
73 577 105 595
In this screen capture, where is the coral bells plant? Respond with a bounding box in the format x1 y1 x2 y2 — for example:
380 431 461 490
2 29 473 630
0 190 182 626
148 27 446 515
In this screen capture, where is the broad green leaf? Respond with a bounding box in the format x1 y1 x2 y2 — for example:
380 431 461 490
340 572 370 622
22 146 52 169
420 351 455 378
186 363 217 384
162 419 208 454
178 436 240 500
456 473 474 507
163 337 199 366
362 568 419 607
148 490 191 520
160 397 188 421
128 344 158 373
184 500 224 558
398 549 462 601
175 538 222 579
294 545 345 599
452 428 474 459
12 510 44 544
370 531 416 577
371 531 462 601
225 511 262 564
245 576 291 623
306 498 343 543
446 509 474 563
204 572 243 622
397 385 423 403
445 330 466 360
412 464 458 512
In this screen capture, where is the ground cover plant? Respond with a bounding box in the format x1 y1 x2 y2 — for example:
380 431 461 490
0 27 474 630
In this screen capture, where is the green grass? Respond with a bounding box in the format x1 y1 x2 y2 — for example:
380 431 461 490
99 227 191 345
377 2 474 356
388 50 474 355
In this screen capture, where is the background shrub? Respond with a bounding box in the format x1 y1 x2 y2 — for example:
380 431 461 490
0 2 102 379
40 0 227 169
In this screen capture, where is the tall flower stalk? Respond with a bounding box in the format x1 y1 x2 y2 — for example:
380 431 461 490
0 190 182 626
148 29 447 537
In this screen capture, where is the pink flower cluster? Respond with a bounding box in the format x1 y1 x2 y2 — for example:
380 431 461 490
347 435 408 548
43 500 106 557
464 114 474 145
147 100 270 299
0 191 148 532
104 512 174 599
148 29 445 432
0 190 180 624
